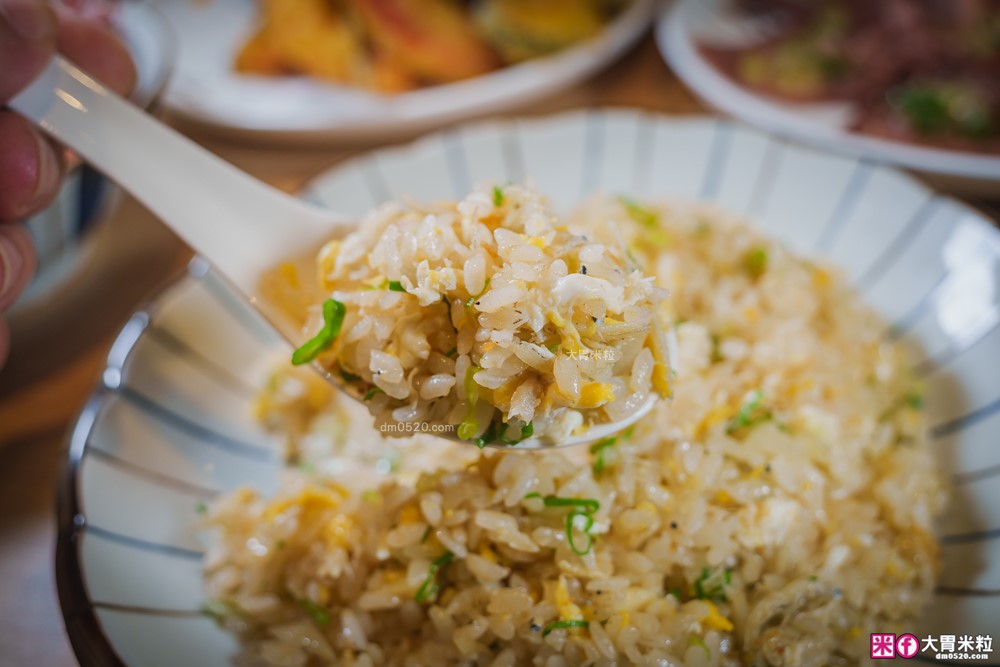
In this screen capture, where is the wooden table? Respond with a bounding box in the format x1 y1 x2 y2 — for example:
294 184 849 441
0 33 995 666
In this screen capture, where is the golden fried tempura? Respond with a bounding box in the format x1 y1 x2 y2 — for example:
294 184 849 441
355 0 500 85
474 0 608 63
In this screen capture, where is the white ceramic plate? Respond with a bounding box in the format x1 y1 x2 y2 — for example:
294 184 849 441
59 111 1000 666
153 0 652 140
656 0 1000 189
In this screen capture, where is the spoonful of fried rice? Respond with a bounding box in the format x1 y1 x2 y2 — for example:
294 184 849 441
13 57 671 449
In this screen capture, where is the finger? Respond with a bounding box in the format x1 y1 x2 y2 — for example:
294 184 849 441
0 224 37 312
55 3 136 96
0 111 63 221
0 0 58 101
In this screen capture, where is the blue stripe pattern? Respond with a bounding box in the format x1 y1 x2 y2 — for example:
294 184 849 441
940 527 1000 545
699 120 731 201
85 524 204 561
502 122 525 183
745 137 783 217
813 159 873 252
856 196 939 291
146 326 257 397
443 130 472 197
932 396 1000 439
886 272 947 341
580 110 604 197
87 445 220 497
117 386 275 462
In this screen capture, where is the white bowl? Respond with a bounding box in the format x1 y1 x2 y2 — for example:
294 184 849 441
656 0 1000 195
58 110 1000 665
151 0 653 141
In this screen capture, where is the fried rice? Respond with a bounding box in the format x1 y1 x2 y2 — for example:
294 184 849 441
202 193 945 667
279 185 670 446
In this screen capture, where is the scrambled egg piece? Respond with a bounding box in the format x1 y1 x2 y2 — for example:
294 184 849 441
702 602 734 632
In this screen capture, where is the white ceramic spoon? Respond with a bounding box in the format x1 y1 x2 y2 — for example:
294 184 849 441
11 56 656 449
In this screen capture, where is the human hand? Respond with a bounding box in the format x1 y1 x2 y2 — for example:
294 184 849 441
0 0 135 366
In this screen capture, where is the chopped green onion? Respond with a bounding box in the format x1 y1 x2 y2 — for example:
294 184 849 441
589 436 617 475
457 367 482 441
297 461 316 474
743 247 768 279
622 424 636 440
340 369 361 383
297 598 331 626
200 600 231 622
445 347 458 358
539 496 600 555
566 509 595 555
897 85 951 135
195 501 208 515
669 587 682 599
291 299 346 365
904 393 924 410
415 551 454 604
363 386 384 401
689 635 711 658
726 389 769 434
693 566 730 602
457 417 479 441
361 489 382 505
493 185 505 207
465 278 491 307
524 492 542 500
465 365 480 406
475 417 499 449
542 619 589 637
542 496 600 514
388 280 405 292
498 420 534 445
420 526 432 543
647 227 672 248
618 196 659 228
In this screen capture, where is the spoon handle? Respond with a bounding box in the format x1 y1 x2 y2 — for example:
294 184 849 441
10 56 340 297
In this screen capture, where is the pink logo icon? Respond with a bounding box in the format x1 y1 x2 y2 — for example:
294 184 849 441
871 633 896 659
897 634 920 659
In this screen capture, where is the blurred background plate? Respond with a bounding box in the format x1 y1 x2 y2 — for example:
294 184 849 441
58 110 1000 665
657 0 1000 195
153 0 653 141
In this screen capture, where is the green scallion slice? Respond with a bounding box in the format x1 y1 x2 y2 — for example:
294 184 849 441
297 598 331 626
542 496 600 514
542 619 589 637
566 509 595 555
415 551 454 604
291 299 346 366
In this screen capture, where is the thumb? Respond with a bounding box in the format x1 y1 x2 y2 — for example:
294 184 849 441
0 0 57 102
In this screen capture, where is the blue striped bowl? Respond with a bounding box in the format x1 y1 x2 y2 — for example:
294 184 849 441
58 110 1000 666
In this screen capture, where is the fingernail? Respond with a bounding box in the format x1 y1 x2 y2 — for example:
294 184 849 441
26 130 61 212
0 225 35 313
0 0 56 40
